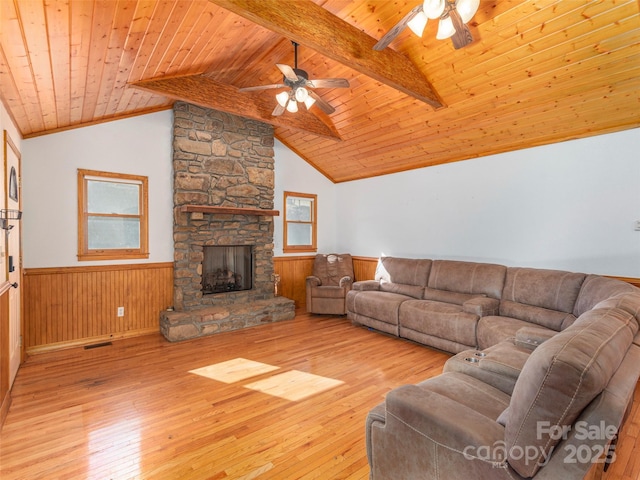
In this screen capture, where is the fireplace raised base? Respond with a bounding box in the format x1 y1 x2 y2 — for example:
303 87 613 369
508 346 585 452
160 297 295 342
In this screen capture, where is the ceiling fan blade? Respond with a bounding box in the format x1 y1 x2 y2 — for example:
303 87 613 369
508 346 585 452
307 78 350 89
239 83 286 92
449 7 474 49
373 4 424 51
276 63 299 82
309 91 335 115
272 103 285 116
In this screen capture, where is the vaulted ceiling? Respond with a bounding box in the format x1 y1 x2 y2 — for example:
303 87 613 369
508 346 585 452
1 0 639 183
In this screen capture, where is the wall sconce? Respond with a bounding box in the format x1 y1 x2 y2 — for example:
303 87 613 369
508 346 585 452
0 209 22 232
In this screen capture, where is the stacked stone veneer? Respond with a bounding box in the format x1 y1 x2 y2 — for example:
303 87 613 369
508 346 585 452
160 102 294 342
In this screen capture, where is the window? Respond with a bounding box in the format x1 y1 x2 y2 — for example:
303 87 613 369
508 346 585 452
283 191 317 253
78 169 149 261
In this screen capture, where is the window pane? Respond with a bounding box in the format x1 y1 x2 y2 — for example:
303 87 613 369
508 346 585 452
286 197 312 222
287 223 312 246
88 217 140 249
88 180 140 214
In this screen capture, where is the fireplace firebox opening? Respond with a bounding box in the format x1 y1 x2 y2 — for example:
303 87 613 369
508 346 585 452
202 245 253 295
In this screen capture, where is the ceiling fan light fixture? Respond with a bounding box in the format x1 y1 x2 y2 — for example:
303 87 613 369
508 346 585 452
423 0 445 19
276 91 289 107
456 0 480 23
294 87 309 102
303 96 316 110
286 99 298 113
436 15 455 39
407 10 428 37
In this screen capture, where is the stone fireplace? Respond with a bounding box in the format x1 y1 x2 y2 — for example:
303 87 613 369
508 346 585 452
160 102 295 342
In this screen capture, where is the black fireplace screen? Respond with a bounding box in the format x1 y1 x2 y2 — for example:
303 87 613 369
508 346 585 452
202 245 253 295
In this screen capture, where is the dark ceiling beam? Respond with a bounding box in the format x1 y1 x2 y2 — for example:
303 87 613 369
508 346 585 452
131 74 341 140
208 0 444 109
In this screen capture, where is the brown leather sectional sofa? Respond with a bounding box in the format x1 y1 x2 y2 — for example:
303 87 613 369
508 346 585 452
346 256 640 479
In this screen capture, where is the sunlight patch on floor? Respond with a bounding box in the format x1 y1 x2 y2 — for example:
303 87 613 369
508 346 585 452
244 370 344 401
189 358 280 383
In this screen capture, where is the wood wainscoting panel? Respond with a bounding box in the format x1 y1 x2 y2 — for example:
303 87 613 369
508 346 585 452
352 256 378 281
23 263 173 353
273 256 315 309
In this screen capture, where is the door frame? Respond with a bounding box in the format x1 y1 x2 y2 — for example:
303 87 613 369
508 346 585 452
3 130 23 376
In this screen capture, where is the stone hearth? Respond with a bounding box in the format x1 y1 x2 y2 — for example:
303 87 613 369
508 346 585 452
160 102 294 342
160 298 294 342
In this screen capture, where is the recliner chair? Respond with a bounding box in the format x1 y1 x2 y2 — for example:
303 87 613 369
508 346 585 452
306 253 354 315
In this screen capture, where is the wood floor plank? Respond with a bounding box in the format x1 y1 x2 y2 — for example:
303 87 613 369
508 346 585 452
0 311 638 479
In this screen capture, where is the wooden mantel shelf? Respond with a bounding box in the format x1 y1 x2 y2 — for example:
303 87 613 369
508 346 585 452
180 205 280 216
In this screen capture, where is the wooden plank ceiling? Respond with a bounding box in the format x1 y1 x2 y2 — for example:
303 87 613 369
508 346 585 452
0 0 638 183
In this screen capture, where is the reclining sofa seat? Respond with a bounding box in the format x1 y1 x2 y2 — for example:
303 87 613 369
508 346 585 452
400 260 506 353
476 267 587 349
346 257 432 335
348 256 640 479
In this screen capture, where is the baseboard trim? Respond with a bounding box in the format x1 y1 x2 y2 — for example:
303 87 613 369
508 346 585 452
26 327 159 355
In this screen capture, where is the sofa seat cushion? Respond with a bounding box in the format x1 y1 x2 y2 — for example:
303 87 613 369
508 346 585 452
399 300 478 347
346 290 410 326
504 307 637 478
412 372 511 421
477 315 556 350
309 285 346 299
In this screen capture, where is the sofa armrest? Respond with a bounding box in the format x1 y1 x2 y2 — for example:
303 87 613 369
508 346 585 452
385 384 505 460
306 275 322 288
514 326 556 350
462 297 500 317
339 276 353 289
352 280 380 291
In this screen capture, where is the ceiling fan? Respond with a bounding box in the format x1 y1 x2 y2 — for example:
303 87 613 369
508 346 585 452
239 41 350 116
374 0 479 51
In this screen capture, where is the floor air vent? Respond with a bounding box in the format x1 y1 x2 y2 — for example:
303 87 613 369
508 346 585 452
83 341 113 350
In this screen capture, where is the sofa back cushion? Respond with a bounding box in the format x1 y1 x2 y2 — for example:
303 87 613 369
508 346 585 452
504 307 637 478
427 260 506 299
500 268 586 330
573 274 636 317
313 253 354 287
375 257 432 287
594 291 640 326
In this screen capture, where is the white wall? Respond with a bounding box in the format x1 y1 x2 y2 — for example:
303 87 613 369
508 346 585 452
273 139 337 256
335 128 640 277
22 110 174 268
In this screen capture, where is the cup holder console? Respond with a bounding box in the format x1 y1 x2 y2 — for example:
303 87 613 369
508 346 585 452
464 357 480 364
474 352 487 357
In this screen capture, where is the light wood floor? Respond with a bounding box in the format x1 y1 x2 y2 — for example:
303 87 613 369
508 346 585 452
1 312 639 479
